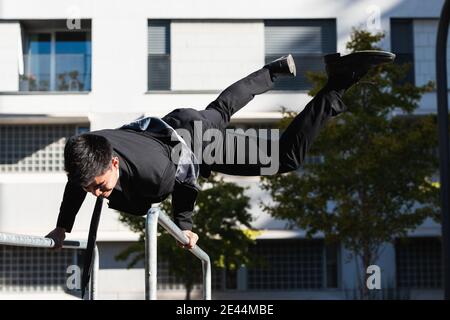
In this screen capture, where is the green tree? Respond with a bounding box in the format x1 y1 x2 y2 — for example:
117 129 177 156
117 173 255 300
261 29 437 298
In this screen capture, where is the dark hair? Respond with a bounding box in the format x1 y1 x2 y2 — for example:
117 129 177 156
64 134 113 187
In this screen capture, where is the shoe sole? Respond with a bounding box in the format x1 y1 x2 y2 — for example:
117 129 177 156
286 54 297 77
324 50 396 65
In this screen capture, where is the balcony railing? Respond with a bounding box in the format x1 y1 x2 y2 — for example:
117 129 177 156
20 53 91 92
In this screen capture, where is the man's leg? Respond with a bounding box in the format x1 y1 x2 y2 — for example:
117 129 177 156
163 55 295 134
162 67 275 138
162 56 295 178
209 87 346 176
161 68 275 178
199 55 296 129
210 51 395 176
198 67 274 130
276 88 345 173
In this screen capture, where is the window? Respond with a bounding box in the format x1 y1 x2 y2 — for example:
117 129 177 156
396 237 442 289
391 19 415 84
0 245 81 292
247 239 339 290
0 124 87 173
148 20 171 91
20 20 91 92
265 20 336 91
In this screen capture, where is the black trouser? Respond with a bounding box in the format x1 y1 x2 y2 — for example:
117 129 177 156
162 68 347 177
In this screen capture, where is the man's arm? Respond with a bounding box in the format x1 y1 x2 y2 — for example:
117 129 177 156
51 182 86 232
171 181 199 248
56 181 87 232
46 181 87 249
171 181 197 230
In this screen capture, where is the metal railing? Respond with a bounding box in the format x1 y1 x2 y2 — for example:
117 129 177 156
0 208 211 300
145 207 212 300
0 232 98 300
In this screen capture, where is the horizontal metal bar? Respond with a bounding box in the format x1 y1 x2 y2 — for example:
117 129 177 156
0 232 87 249
0 232 96 300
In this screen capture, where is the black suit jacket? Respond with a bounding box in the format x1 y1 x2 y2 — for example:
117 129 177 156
56 128 198 232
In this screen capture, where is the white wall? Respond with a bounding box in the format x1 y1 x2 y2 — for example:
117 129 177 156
0 92 310 118
0 0 445 114
0 174 138 240
414 19 450 87
0 0 444 53
0 21 21 91
171 21 264 90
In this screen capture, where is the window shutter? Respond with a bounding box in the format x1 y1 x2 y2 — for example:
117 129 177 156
391 19 415 84
148 21 170 90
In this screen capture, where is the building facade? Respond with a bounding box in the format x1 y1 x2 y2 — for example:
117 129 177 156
0 0 447 299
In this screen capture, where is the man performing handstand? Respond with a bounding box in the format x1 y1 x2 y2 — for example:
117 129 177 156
46 51 395 249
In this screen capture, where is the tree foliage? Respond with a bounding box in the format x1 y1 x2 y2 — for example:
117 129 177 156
261 29 438 296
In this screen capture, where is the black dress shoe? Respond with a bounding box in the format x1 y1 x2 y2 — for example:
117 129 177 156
325 50 395 91
264 54 297 79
